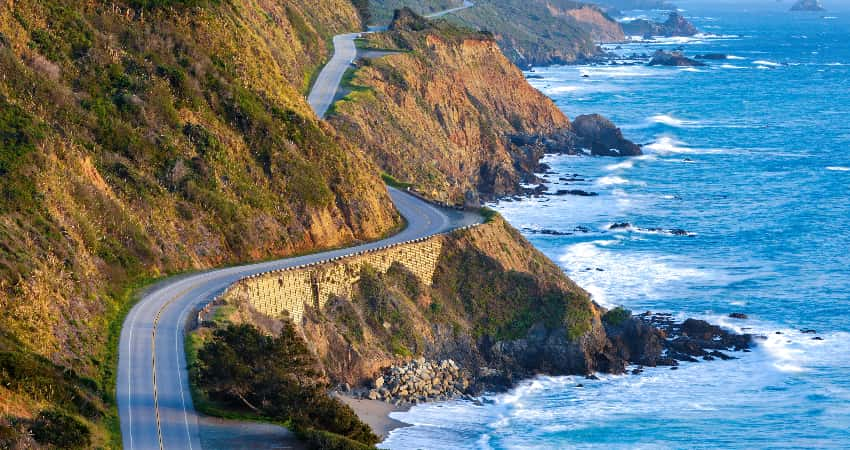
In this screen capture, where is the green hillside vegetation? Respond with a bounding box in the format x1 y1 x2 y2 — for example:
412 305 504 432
192 323 378 448
0 0 398 446
368 0 464 25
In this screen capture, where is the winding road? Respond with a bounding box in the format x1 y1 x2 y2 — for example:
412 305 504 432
117 5 479 449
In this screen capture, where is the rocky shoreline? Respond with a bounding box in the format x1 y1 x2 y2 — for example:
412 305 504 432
346 358 474 406
341 312 754 413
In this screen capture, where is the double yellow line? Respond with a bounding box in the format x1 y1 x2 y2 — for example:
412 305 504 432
150 283 199 450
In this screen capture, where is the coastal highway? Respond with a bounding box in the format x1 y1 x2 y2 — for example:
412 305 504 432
118 4 479 449
117 188 480 449
306 32 361 118
306 1 474 118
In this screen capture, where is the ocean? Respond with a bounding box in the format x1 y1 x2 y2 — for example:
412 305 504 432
381 1 850 448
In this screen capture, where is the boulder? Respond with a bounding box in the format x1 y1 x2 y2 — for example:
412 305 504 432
572 114 642 157
648 50 706 67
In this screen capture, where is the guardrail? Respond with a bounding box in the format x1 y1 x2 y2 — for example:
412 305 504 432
195 222 483 326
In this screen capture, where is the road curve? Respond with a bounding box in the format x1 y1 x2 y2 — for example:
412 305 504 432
307 1 474 118
119 5 480 448
307 32 360 119
117 189 480 449
425 0 474 18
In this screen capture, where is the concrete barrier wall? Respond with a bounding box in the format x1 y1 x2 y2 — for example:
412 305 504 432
225 228 472 323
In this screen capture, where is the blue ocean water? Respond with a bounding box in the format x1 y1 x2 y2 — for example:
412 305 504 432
382 1 850 448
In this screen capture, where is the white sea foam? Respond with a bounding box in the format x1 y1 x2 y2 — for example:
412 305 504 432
558 240 711 307
727 55 746 60
720 64 746 69
597 175 630 186
826 166 850 171
650 114 700 127
680 67 702 72
753 60 781 67
544 85 582 94
644 136 726 155
605 160 634 171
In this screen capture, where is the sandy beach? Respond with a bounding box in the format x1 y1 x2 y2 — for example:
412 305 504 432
337 394 411 440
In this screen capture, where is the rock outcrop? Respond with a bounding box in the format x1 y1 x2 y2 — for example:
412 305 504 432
622 12 698 38
572 114 643 156
649 50 706 67
790 0 825 11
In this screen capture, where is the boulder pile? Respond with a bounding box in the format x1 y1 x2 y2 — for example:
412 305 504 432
364 358 472 405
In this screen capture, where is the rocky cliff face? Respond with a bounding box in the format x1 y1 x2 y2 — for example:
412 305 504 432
622 11 698 38
218 217 751 401
221 218 611 389
449 0 624 67
0 0 397 444
558 4 626 43
329 11 573 203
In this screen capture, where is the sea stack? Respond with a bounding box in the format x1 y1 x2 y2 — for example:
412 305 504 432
790 0 825 11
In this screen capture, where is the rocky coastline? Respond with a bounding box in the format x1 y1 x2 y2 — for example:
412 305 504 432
341 311 754 413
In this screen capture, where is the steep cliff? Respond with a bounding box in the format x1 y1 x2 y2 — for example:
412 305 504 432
217 217 624 393
447 0 624 66
329 11 573 203
0 0 398 445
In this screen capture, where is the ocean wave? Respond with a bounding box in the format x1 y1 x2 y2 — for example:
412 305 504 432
826 166 850 171
643 136 727 155
543 85 582 94
605 160 634 171
596 175 630 186
649 114 700 128
558 240 711 307
753 60 781 67
727 55 746 60
719 64 746 69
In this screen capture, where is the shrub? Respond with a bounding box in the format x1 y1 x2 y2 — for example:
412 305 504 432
29 410 91 449
0 97 44 211
193 323 378 445
602 306 632 327
299 427 374 450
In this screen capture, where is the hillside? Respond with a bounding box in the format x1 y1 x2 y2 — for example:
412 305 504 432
369 0 465 24
329 10 573 204
370 0 625 67
209 216 629 406
0 0 398 446
329 10 638 204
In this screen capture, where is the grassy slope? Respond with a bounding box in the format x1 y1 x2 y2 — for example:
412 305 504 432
0 0 399 446
370 0 623 67
329 12 570 203
368 0 464 25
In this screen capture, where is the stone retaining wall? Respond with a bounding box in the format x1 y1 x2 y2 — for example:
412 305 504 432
224 225 478 323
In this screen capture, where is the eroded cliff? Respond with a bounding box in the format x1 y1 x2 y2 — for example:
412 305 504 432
329 11 573 204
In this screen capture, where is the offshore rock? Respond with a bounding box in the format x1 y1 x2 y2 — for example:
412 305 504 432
572 114 643 156
790 0 825 11
648 50 706 67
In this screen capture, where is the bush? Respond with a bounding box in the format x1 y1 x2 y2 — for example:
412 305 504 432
193 323 378 446
299 427 375 450
29 410 91 449
602 306 632 327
